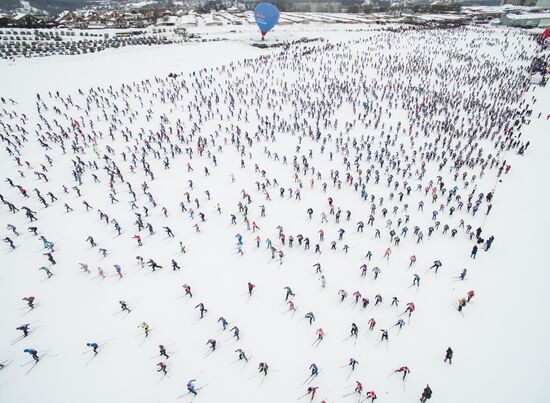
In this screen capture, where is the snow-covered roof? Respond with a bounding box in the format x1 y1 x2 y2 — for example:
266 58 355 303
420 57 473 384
178 15 197 24
414 14 467 21
128 1 157 8
506 13 550 20
464 5 545 12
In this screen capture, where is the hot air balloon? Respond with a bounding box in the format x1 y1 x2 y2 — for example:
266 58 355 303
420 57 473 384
254 3 280 39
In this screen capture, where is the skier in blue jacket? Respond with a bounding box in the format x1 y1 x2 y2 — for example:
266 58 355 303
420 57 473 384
87 342 99 355
187 379 197 395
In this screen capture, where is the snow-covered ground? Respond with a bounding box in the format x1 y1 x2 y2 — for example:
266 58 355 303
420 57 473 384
0 24 549 403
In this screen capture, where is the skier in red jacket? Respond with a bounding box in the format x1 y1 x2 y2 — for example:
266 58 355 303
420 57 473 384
307 386 318 400
248 282 255 296
467 290 475 302
405 302 415 316
395 366 410 380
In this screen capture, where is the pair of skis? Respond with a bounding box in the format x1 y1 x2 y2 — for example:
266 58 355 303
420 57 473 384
20 352 57 375
302 371 321 385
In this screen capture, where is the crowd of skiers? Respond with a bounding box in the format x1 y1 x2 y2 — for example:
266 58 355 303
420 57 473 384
0 25 543 401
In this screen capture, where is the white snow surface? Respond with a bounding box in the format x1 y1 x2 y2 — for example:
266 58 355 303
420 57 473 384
0 24 549 403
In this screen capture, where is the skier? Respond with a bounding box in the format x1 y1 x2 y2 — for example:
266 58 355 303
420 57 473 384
138 322 150 337
120 301 131 313
420 385 432 402
305 312 316 325
87 342 99 355
17 324 30 337
159 345 169 359
338 289 347 302
4 237 15 249
258 362 269 375
460 269 467 281
195 303 207 318
467 290 475 302
182 284 193 298
485 236 495 251
38 266 53 278
313 262 321 273
458 298 467 312
79 263 91 274
444 347 453 364
368 318 376 331
350 323 358 337
218 317 228 330
316 328 324 342
230 326 240 340
395 366 410 380
147 259 162 271
309 363 319 377
24 348 40 362
235 348 249 361
349 358 359 371
22 296 35 309
206 339 216 351
471 245 478 259
365 390 377 402
287 300 297 313
412 274 420 287
163 226 174 238
248 282 255 296
157 361 167 375
428 260 442 273
44 252 56 265
187 379 198 395
7 224 19 236
307 386 318 400
405 302 416 317
86 236 96 247
284 286 295 301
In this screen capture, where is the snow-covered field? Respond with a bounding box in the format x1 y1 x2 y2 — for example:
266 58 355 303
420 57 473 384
0 24 549 403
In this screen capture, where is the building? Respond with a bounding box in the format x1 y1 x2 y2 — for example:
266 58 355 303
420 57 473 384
501 0 538 5
500 12 550 27
501 0 550 5
286 1 343 12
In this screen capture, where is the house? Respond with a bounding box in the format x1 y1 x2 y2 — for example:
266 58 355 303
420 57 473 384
500 12 550 27
287 1 343 12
